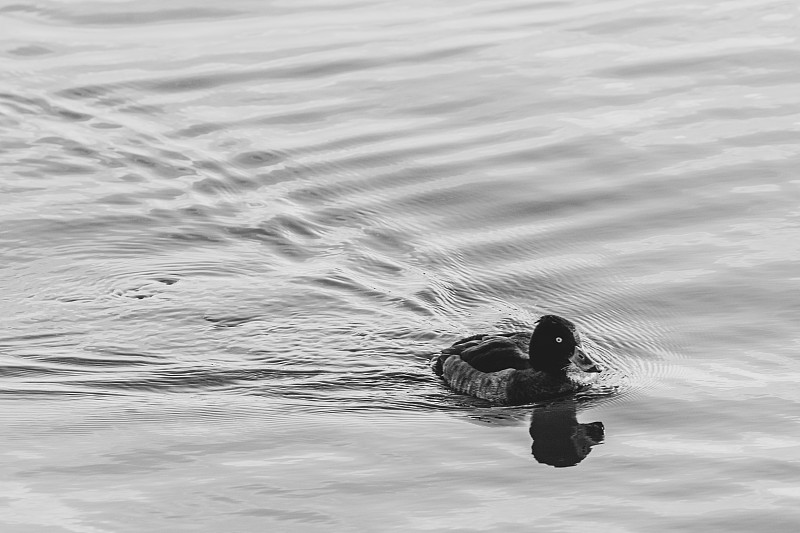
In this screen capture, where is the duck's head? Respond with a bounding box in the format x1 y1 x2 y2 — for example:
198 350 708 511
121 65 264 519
529 315 602 374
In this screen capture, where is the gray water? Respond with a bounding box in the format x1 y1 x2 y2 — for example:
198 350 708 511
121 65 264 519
2 0 800 531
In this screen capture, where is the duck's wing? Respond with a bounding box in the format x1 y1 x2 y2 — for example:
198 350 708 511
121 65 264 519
458 336 530 373
441 333 492 354
431 333 488 375
432 333 531 375
443 331 530 353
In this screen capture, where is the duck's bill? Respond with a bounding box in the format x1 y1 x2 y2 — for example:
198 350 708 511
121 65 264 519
570 348 602 373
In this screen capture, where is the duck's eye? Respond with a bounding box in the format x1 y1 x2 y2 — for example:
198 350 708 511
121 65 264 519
555 337 562 343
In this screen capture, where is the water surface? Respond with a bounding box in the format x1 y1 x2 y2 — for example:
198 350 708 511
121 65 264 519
2 0 800 531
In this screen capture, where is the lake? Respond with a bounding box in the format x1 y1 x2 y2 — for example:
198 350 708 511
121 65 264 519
1 0 799 531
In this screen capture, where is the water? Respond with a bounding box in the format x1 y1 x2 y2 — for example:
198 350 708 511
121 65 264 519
2 0 799 530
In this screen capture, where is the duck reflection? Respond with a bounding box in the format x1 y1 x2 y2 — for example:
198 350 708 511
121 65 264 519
529 398 604 467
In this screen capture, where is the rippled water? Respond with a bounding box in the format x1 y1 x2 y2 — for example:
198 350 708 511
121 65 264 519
2 0 800 530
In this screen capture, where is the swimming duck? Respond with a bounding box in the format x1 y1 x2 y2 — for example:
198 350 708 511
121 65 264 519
431 315 602 404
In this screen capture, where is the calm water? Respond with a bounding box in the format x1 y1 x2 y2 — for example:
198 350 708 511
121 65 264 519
2 0 800 531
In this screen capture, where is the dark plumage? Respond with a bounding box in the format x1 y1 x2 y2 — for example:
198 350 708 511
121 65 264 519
529 399 605 467
431 315 602 404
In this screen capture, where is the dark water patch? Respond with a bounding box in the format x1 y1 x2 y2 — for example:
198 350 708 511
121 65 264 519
0 364 83 379
664 512 800 533
118 103 165 115
192 174 254 196
0 330 86 348
56 84 114 100
1 4 243 26
50 83 127 108
232 507 334 525
0 388 126 398
172 122 226 138
597 49 800 80
62 7 244 26
0 93 94 122
266 57 382 80
157 229 230 247
194 158 232 175
574 16 683 35
402 96 487 117
91 121 124 129
232 150 286 168
397 43 488 64
19 158 96 176
7 44 53 56
170 204 230 221
158 148 193 163
205 315 262 328
0 4 35 15
0 92 44 111
53 107 92 121
724 129 800 148
146 73 248 94
0 138 28 152
141 56 381 94
42 354 168 368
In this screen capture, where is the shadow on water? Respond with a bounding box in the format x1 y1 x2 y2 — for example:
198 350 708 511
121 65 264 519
529 397 604 468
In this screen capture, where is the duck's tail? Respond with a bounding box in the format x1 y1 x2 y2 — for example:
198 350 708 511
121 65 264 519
430 352 451 376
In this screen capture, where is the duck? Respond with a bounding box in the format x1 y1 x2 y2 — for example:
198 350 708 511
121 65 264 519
431 315 602 404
